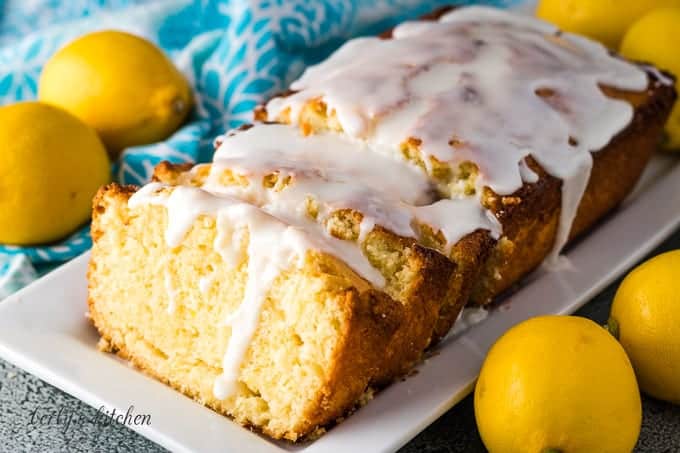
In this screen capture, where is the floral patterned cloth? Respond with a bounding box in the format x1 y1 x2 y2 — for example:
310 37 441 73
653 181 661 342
0 0 520 298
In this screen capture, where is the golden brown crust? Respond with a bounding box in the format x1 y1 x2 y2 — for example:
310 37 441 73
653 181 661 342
300 287 399 431
470 157 562 304
571 81 676 239
428 229 494 342
469 73 676 304
151 161 194 182
369 230 457 383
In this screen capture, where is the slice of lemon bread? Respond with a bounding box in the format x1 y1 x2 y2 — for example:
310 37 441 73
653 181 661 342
88 170 455 440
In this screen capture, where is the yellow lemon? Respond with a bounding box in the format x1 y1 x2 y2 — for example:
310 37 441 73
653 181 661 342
39 30 193 156
620 7 680 150
536 0 679 48
475 315 641 453
0 102 110 245
610 250 680 404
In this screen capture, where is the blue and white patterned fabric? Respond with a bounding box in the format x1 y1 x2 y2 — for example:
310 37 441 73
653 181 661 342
0 0 521 298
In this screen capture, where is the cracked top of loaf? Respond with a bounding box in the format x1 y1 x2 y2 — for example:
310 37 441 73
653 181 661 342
257 5 674 259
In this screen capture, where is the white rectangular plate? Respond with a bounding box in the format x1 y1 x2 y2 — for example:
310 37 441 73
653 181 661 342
0 153 679 453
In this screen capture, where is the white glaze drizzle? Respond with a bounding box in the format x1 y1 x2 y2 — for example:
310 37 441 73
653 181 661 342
266 6 652 259
205 124 500 251
449 306 490 337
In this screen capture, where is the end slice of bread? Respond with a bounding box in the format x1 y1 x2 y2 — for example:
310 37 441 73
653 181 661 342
88 182 455 440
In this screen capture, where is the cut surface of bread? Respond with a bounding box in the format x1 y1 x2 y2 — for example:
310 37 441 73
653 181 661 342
89 180 455 440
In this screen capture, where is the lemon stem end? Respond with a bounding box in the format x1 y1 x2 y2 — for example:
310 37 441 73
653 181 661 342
606 317 620 340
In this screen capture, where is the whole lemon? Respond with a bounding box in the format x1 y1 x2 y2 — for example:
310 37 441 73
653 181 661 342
536 0 679 49
0 102 110 245
610 250 680 404
39 30 193 156
475 315 641 453
620 7 680 150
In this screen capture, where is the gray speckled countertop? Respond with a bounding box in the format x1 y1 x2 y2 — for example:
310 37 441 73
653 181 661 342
1 230 678 453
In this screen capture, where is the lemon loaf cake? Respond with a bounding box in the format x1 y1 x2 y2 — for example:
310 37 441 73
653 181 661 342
88 6 676 441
